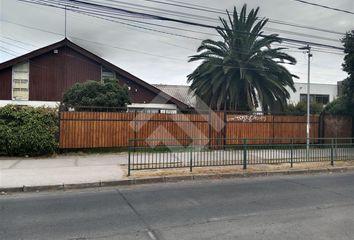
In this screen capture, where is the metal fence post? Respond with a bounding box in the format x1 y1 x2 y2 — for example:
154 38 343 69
128 144 131 176
290 139 294 168
243 139 247 170
330 138 334 166
189 146 193 172
335 138 338 162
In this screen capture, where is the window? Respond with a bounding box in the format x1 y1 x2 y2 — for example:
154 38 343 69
314 95 330 105
160 109 177 114
12 61 29 100
300 94 330 105
299 94 307 102
127 108 177 114
101 67 116 81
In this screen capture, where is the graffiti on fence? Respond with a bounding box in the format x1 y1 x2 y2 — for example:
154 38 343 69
227 115 267 122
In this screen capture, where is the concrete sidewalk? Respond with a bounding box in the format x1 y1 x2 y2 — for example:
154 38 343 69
1 152 354 192
0 153 128 188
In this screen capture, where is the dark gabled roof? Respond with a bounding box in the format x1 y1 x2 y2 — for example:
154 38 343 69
0 38 190 110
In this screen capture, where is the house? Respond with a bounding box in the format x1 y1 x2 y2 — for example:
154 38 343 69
0 38 190 112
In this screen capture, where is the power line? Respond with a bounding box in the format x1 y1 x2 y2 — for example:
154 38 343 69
0 48 17 57
23 3 333 55
17 1 208 41
8 3 347 56
50 0 345 43
7 2 334 53
88 0 346 37
7 9 341 59
143 0 223 14
0 46 20 56
70 8 218 37
33 0 343 44
0 27 342 76
289 0 354 15
71 37 187 61
21 0 345 51
159 0 225 12
0 39 32 51
77 12 346 57
18 0 344 46
139 0 346 35
18 0 347 47
104 0 221 23
0 51 17 57
0 20 192 62
3 1 347 61
1 19 63 37
0 36 39 47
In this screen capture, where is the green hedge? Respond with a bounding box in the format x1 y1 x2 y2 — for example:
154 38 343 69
0 105 58 156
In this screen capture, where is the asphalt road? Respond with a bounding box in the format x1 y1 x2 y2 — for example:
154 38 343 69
1 173 353 240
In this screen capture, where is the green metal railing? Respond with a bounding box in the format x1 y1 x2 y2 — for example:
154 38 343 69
127 138 354 176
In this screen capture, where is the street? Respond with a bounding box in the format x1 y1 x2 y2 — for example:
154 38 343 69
1 172 353 240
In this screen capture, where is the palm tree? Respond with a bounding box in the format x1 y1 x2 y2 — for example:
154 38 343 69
187 4 298 112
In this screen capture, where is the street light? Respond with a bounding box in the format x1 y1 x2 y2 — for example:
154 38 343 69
299 45 312 157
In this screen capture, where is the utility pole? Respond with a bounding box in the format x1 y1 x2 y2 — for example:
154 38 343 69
64 6 67 38
299 44 312 158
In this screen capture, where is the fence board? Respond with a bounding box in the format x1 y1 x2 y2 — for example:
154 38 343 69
322 115 352 141
59 112 351 149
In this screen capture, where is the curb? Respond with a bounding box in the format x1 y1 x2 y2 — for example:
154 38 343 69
1 166 353 194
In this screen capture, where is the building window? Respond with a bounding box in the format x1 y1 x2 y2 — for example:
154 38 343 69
300 94 330 105
12 61 29 100
127 108 177 114
160 109 177 114
101 66 116 81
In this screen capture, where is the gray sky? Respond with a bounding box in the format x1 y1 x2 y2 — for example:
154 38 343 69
1 0 353 85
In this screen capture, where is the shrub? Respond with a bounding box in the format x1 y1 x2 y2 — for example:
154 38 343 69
284 101 324 115
0 105 58 156
62 79 130 108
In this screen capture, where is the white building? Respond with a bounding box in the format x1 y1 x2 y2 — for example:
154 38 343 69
154 82 340 111
287 82 338 105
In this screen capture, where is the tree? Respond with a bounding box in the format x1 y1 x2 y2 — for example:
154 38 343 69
324 30 354 115
187 4 297 112
63 79 130 109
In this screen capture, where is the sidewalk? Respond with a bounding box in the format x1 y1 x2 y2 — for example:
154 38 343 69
1 153 354 192
0 153 128 188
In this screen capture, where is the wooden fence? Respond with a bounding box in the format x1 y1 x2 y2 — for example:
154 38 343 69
59 111 352 149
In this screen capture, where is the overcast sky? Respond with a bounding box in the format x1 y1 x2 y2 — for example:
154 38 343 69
0 0 353 85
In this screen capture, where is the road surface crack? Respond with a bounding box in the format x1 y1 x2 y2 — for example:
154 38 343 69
284 178 354 200
116 189 163 240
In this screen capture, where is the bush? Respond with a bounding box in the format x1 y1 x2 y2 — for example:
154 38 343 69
62 79 130 108
323 97 350 115
284 101 324 115
0 105 58 156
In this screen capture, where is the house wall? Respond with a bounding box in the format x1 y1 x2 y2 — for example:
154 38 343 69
29 46 101 101
0 67 12 100
119 76 173 104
